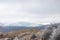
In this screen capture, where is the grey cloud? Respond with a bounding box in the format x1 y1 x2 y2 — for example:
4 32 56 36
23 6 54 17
0 0 60 14
0 0 60 23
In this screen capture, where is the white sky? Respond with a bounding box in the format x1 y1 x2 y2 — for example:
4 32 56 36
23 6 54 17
0 0 60 24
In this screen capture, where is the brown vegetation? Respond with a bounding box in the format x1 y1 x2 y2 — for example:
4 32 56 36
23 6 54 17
0 29 42 40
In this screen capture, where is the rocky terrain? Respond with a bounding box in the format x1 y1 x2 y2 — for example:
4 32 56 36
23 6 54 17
0 29 42 40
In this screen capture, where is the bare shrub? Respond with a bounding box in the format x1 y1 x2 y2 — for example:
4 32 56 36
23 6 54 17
30 32 36 40
49 24 60 40
38 23 58 40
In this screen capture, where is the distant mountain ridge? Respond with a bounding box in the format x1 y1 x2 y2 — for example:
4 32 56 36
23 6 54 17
0 25 47 32
0 22 47 32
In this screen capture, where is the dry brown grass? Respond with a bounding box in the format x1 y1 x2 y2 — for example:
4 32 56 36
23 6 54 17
0 29 43 40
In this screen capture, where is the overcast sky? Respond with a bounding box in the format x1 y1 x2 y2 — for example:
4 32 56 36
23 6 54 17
0 0 60 24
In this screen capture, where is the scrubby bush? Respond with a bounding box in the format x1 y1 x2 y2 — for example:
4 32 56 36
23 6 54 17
30 32 36 39
38 23 58 40
0 33 4 38
49 24 60 40
38 23 60 40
